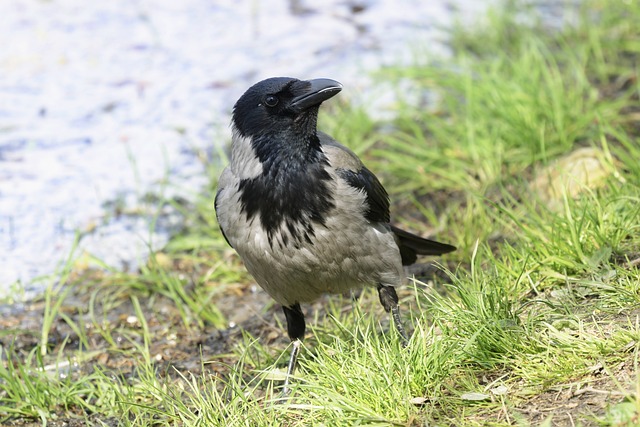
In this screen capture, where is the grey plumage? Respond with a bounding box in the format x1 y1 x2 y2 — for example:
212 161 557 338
217 130 406 306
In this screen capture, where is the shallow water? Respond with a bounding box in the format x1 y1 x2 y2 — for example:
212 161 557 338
0 0 505 297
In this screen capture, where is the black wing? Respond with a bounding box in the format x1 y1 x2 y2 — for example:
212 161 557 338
336 166 390 223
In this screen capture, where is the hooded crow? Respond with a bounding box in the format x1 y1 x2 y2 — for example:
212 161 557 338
215 77 455 394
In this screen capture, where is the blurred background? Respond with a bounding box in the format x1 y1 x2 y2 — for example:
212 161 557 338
0 0 501 296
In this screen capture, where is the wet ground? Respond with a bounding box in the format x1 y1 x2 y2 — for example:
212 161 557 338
0 0 506 298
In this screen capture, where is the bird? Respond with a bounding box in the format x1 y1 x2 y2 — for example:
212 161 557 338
214 77 456 394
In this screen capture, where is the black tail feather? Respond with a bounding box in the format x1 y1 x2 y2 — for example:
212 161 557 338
390 225 456 265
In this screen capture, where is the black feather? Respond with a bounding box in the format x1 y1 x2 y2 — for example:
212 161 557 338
238 133 335 247
336 167 390 223
390 224 456 265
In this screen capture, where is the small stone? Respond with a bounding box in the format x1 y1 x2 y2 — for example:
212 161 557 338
491 385 508 395
461 392 490 401
531 147 616 208
410 396 428 405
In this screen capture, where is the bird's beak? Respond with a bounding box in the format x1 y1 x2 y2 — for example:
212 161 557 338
290 78 342 111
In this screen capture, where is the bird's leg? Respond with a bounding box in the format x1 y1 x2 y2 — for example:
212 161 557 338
281 303 306 396
377 284 410 347
283 339 301 395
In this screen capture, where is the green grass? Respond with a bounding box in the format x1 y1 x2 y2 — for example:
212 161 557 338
2 0 640 425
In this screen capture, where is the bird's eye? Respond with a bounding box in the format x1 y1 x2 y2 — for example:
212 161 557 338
264 95 279 107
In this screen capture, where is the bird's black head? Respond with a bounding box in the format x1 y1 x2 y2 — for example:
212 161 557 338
232 77 342 139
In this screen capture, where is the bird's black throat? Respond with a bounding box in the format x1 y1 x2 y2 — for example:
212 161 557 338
238 132 335 248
